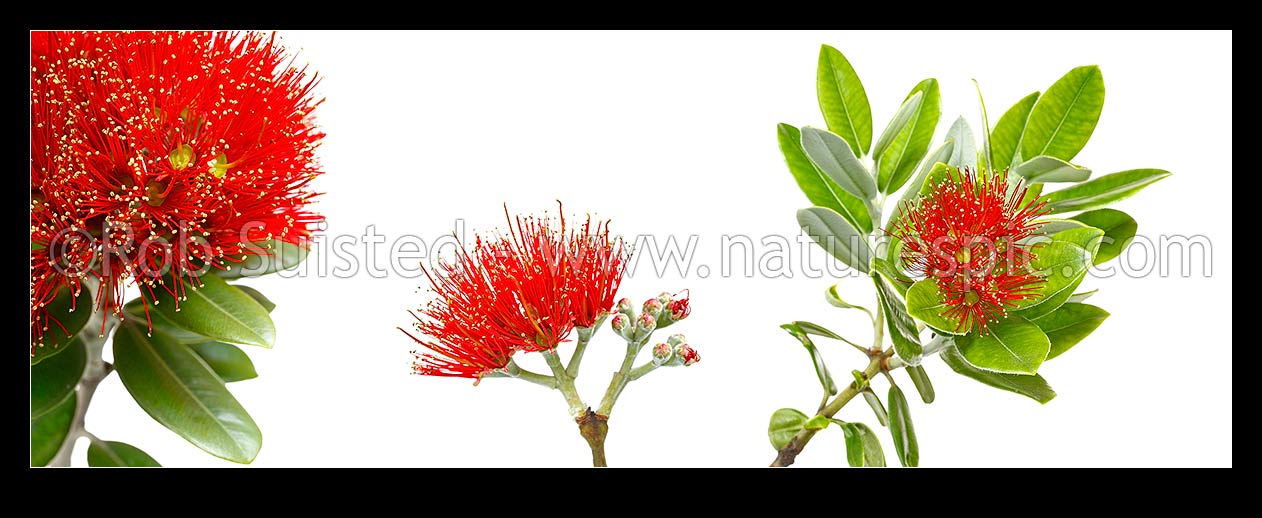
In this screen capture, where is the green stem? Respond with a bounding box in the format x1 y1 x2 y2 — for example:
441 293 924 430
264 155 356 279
487 359 558 389
595 340 640 416
542 350 585 417
626 361 659 382
565 324 597 379
772 350 889 467
49 279 116 467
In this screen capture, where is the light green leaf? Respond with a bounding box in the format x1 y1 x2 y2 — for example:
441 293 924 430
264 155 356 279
768 408 810 450
919 161 955 197
873 91 923 163
840 422 886 467
887 385 919 467
150 273 275 348
113 323 262 463
816 45 873 157
1012 155 1092 183
991 91 1039 169
778 123 873 233
1030 218 1090 240
190 342 259 383
31 337 85 418
825 282 873 315
874 272 922 364
1033 303 1109 360
905 279 966 335
973 79 993 175
216 239 310 279
798 207 872 274
870 258 912 297
876 80 941 194
945 117 976 170
87 440 161 467
954 315 1050 375
32 286 93 365
804 415 832 431
1020 65 1105 162
890 140 954 224
1012 238 1095 316
801 127 878 201
31 391 75 466
862 389 889 427
1070 208 1137 264
1042 169 1171 214
1067 289 1098 303
940 343 1056 403
906 364 935 404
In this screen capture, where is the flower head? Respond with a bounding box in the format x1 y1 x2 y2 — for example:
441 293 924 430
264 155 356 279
893 168 1049 333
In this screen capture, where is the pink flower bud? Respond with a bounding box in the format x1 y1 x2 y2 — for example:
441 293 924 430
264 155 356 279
675 344 700 366
667 333 687 346
652 343 673 365
637 311 657 333
642 298 663 316
611 312 630 332
615 297 635 314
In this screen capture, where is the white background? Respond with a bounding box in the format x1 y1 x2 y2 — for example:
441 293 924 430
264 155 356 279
76 30 1231 467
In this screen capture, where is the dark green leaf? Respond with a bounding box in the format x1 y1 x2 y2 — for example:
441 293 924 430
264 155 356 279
816 45 873 157
31 391 75 467
87 440 161 467
1020 65 1105 162
876 80 941 194
1012 155 1092 183
798 207 872 273
862 389 889 427
906 364 935 404
887 385 919 467
941 343 1056 403
990 91 1040 168
31 337 85 418
840 422 886 467
190 342 259 382
1041 169 1171 214
781 324 837 395
1070 208 1137 265
1032 303 1109 360
801 127 878 201
150 273 275 348
113 323 262 463
232 285 275 313
873 272 922 364
778 123 873 233
124 297 208 344
216 239 309 279
954 315 1050 375
32 286 93 365
768 408 810 450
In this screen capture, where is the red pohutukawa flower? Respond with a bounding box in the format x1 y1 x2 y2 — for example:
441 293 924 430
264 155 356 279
894 168 1050 333
403 206 630 381
30 31 324 353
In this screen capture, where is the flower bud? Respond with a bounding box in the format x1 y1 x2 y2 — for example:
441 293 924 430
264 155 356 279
636 311 657 334
642 297 663 317
656 291 673 306
667 333 687 347
615 297 635 315
668 297 691 321
610 312 634 340
675 344 700 366
651 343 673 366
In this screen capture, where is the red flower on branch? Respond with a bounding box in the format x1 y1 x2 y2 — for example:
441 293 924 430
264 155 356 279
893 168 1049 333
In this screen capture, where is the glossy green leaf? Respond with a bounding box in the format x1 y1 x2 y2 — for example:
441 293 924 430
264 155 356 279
919 161 955 197
1033 303 1109 360
216 239 309 279
32 285 93 365
1049 227 1104 257
1067 289 1098 303
840 422 886 467
890 140 954 224
825 282 872 315
1031 218 1090 240
31 337 85 418
1020 182 1044 208
862 389 889 427
113 323 262 463
801 127 878 201
190 342 259 383
906 364 935 404
876 80 941 194
816 45 872 157
778 123 873 233
150 273 275 348
798 207 872 274
1041 169 1171 214
1013 155 1092 183
873 90 923 163
874 272 922 364
1070 208 1137 264
954 315 1050 375
973 79 993 174
124 298 211 345
31 391 75 467
940 343 1056 403
870 258 912 297
1012 238 1095 315
1020 65 1104 162
781 324 838 395
768 408 810 450
944 117 976 169
87 440 161 467
232 285 275 313
887 385 919 467
804 415 832 431
905 279 966 335
990 91 1039 168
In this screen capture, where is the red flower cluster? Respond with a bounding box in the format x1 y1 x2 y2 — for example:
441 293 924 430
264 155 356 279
403 207 629 381
30 31 324 352
894 168 1049 333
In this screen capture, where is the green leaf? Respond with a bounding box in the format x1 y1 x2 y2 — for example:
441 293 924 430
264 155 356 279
1041 169 1171 214
816 45 872 157
87 440 161 467
124 298 211 345
873 272 922 364
825 282 872 315
840 422 886 467
216 239 310 279
872 90 923 162
1012 237 1096 316
778 124 873 233
1012 155 1092 183
798 207 872 274
31 391 75 466
31 337 85 418
954 315 1050 375
891 140 954 223
768 408 810 450
944 117 976 169
862 389 889 427
1032 303 1109 360
1019 65 1105 162
1067 289 1098 303
190 342 259 383
887 385 919 467
990 91 1039 168
113 323 262 463
1031 218 1090 239
781 324 838 395
150 273 275 348
801 127 878 202
940 343 1056 403
32 285 93 365
232 285 276 313
906 364 935 404
870 258 912 297
905 279 966 335
804 415 832 431
973 79 993 175
876 80 941 194
1070 208 1138 264
919 161 955 197
1048 226 1104 258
